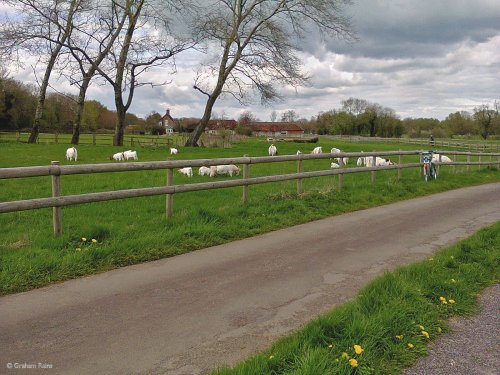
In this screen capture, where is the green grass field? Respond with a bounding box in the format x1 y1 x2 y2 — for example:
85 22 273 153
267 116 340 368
1 136 499 294
211 222 500 374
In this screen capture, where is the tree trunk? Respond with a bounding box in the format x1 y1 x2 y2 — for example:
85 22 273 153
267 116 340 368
114 104 126 146
185 94 218 147
71 77 90 145
28 50 60 143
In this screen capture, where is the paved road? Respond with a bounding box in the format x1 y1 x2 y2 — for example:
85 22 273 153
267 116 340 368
1 183 499 375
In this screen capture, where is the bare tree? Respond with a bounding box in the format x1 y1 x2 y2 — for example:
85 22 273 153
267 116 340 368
69 0 195 146
185 0 354 146
0 0 85 143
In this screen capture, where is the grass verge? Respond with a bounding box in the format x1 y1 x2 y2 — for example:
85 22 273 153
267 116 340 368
211 222 500 375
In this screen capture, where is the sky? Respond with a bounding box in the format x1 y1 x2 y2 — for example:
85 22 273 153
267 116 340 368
4 0 500 122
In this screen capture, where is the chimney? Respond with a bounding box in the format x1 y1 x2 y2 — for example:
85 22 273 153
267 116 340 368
166 109 170 117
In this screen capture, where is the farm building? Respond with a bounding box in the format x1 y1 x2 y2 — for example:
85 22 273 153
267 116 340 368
206 119 238 134
248 122 304 136
159 109 176 134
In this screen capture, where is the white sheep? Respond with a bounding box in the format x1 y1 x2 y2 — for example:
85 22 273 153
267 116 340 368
432 153 452 163
178 167 193 177
311 146 322 154
198 166 211 176
268 144 277 156
215 164 240 177
170 147 178 155
296 150 302 155
356 157 365 166
66 147 77 161
330 147 349 166
209 166 218 177
110 152 124 161
123 150 138 160
365 156 394 167
330 162 340 169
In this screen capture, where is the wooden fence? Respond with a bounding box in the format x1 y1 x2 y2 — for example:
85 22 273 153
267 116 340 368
1 150 499 236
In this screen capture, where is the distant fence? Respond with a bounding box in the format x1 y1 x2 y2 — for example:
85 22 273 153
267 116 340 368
1 150 499 236
327 135 500 152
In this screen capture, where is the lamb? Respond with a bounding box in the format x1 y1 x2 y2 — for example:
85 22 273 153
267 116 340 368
432 153 452 163
330 162 340 169
123 150 138 160
268 144 277 156
66 147 77 161
330 147 349 166
110 152 125 161
198 166 211 176
311 146 322 154
215 164 240 177
178 167 193 177
170 148 178 155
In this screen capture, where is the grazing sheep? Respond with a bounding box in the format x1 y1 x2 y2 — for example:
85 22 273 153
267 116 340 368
330 162 340 169
123 150 138 160
268 144 277 156
170 147 178 155
209 165 218 177
215 164 240 177
330 147 349 165
365 156 394 167
432 153 452 163
66 147 77 161
110 152 125 161
296 150 302 155
178 167 193 177
311 146 322 154
356 157 365 166
198 166 211 176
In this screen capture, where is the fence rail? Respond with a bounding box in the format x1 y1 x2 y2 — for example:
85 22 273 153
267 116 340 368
1 150 499 236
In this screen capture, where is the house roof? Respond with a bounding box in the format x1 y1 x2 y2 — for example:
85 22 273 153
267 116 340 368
248 122 304 132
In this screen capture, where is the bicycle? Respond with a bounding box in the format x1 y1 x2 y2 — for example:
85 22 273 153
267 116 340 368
422 151 437 181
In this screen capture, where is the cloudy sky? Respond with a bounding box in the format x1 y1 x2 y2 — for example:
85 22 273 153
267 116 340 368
5 0 500 121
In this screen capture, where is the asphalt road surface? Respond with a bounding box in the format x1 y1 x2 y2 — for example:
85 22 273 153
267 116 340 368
1 183 499 375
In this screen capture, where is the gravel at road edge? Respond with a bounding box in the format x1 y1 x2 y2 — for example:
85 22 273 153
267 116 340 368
402 283 499 375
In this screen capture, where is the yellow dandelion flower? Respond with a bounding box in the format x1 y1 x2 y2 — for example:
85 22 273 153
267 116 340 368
418 325 425 330
439 296 446 302
441 300 448 304
451 279 456 283
437 327 442 333
269 355 274 360
335 358 339 363
76 248 81 251
349 358 358 368
448 299 456 304
91 238 97 243
354 345 364 355
341 352 350 360
81 237 87 242
407 343 414 348
395 335 403 340
328 344 333 348
422 331 430 339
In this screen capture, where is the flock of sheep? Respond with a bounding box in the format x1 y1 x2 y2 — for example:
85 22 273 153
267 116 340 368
65 144 452 177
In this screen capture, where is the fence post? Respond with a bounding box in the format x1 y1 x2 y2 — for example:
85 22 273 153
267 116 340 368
437 154 442 175
242 155 249 202
478 155 481 170
166 168 173 218
371 156 376 183
453 154 456 174
467 154 470 173
419 153 423 176
338 158 344 191
398 151 402 180
92 133 96 146
297 157 303 194
51 161 62 236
